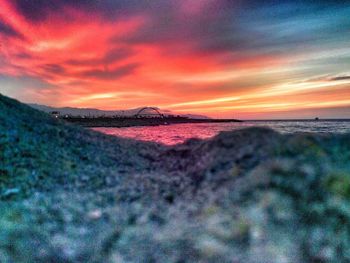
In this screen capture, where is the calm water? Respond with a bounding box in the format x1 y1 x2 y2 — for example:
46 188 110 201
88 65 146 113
94 120 350 145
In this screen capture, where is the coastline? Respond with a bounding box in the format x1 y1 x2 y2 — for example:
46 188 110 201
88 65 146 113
61 116 243 128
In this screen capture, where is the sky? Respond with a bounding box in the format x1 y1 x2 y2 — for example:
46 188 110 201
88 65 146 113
0 0 350 119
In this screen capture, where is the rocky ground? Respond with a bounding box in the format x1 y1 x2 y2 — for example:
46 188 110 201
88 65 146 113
1 94 350 262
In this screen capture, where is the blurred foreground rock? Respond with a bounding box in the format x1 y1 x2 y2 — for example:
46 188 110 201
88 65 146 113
1 94 350 262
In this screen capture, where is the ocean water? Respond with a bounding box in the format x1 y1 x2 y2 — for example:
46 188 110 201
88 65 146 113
94 120 350 145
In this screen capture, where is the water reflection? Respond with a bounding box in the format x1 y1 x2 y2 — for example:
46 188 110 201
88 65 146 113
94 121 350 145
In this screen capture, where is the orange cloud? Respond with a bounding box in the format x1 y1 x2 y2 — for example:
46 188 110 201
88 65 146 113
0 0 349 119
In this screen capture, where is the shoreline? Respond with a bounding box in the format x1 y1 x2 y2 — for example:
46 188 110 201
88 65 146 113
62 117 243 128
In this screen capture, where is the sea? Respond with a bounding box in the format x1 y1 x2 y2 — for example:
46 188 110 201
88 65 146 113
94 120 350 145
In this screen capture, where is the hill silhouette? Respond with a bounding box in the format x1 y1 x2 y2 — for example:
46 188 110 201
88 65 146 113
29 103 209 119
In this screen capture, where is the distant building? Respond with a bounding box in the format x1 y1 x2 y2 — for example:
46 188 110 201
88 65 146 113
50 111 60 118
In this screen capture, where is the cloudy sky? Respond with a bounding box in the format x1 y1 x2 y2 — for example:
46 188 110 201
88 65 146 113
0 0 349 119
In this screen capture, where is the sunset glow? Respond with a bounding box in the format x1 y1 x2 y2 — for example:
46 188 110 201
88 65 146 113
1 1 350 119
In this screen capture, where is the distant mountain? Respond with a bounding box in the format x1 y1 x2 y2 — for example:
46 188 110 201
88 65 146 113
180 113 210 119
28 103 210 119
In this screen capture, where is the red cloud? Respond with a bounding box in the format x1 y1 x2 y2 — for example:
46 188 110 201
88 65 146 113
0 0 349 119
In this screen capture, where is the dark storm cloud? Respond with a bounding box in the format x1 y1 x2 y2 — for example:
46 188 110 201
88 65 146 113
117 1 230 45
65 48 134 67
78 63 139 80
200 2 350 56
329 75 350 81
302 74 350 83
12 0 350 60
14 52 34 59
11 0 158 22
0 19 24 39
12 0 108 21
40 64 66 75
112 0 350 61
8 0 350 75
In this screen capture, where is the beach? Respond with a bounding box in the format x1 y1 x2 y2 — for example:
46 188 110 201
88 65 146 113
1 94 350 262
